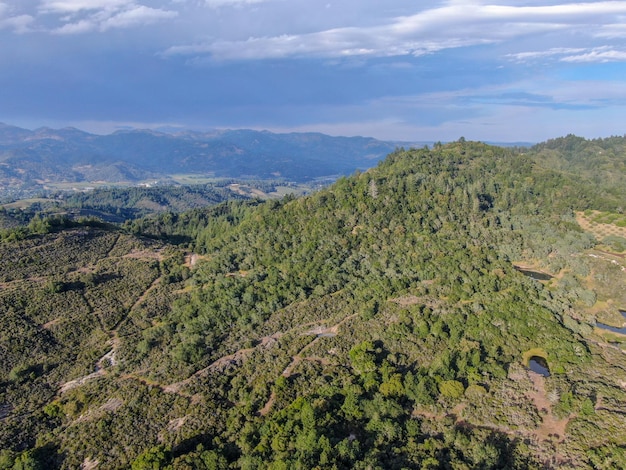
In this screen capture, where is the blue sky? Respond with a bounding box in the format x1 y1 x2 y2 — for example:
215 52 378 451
1 0 626 142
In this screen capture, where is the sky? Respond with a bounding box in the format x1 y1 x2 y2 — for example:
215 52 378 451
1 1 626 142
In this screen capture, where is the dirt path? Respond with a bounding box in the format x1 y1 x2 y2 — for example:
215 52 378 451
128 275 162 314
588 253 626 272
124 249 165 261
58 266 163 395
281 313 358 379
0 275 52 289
163 334 282 394
59 336 121 394
258 313 358 416
165 313 356 400
526 372 572 443
59 370 105 394
103 233 122 258
42 318 62 329
258 392 277 416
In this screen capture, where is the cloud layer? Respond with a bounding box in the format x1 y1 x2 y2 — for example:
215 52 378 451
1 1 626 142
165 1 626 61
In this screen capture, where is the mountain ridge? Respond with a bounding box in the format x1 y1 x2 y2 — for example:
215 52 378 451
0 123 421 193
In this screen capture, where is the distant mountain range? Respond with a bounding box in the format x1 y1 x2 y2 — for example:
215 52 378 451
0 123 419 194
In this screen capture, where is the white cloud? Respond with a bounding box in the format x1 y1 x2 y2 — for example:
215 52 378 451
0 15 35 33
53 18 94 33
596 23 626 38
43 1 178 34
561 47 626 63
0 2 31 32
165 1 626 60
405 78 626 111
506 47 588 62
99 5 178 31
40 0 132 14
508 45 626 64
0 3 35 33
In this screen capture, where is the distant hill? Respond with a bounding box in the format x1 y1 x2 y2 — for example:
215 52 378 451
0 123 409 195
0 180 284 228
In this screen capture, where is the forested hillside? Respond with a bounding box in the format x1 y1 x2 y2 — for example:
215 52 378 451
530 134 626 209
1 139 626 469
0 181 279 228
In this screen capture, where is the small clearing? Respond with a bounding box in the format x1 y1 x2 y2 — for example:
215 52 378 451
576 210 626 241
184 253 206 268
526 371 572 443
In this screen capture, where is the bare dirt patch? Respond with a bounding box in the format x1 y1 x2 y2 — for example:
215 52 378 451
100 397 123 413
259 392 276 417
305 325 338 337
124 249 164 261
184 253 207 268
526 372 572 443
59 370 104 394
167 416 188 432
60 338 120 394
42 318 62 329
81 457 99 470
